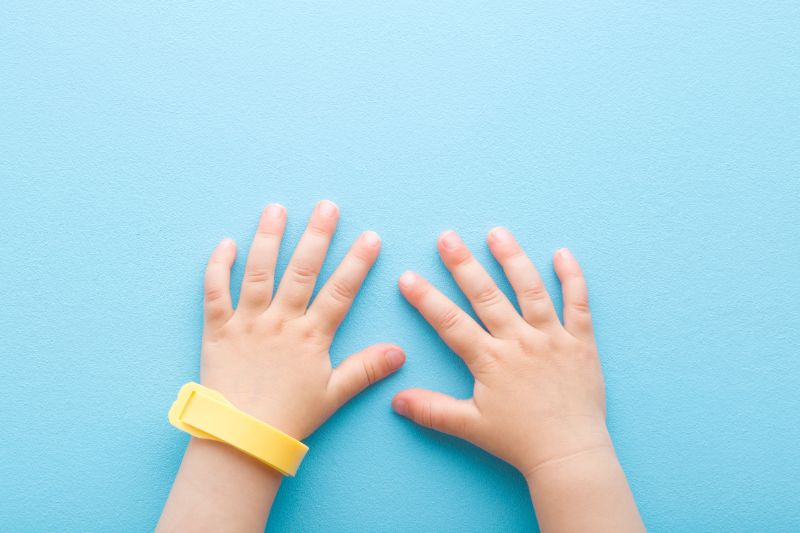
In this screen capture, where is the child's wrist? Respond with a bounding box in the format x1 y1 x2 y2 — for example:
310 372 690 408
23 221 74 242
517 420 614 480
199 382 310 440
226 398 301 438
184 437 283 485
522 441 617 484
523 442 645 533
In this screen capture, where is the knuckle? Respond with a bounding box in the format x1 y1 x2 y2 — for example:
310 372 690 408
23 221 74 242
516 332 542 353
308 224 331 237
546 332 563 352
204 305 226 320
327 278 356 304
472 284 503 306
435 307 463 332
289 261 318 283
424 399 448 432
238 317 257 335
204 304 229 325
244 267 273 284
565 270 585 282
299 320 324 341
204 286 227 304
263 312 284 332
351 247 375 265
452 252 475 268
521 282 549 302
256 226 280 238
361 358 378 386
203 321 231 342
469 350 501 374
422 398 435 429
333 383 352 408
505 247 526 260
569 297 591 314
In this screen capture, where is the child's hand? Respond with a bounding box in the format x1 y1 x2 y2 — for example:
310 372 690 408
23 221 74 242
159 201 405 532
201 201 405 439
393 228 609 477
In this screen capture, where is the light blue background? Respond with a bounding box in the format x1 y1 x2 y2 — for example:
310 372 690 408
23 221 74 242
1 2 798 531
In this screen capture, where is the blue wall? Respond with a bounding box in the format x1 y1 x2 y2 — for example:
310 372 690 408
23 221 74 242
1 2 798 531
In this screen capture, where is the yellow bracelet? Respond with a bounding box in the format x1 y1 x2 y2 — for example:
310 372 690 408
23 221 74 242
168 382 309 476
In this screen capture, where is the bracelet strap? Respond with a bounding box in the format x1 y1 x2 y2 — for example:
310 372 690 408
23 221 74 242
168 382 308 476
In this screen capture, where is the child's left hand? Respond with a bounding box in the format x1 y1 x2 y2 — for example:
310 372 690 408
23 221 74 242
200 200 405 439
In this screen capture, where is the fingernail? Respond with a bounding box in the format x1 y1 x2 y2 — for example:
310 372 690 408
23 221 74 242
489 227 511 243
317 200 338 218
440 230 462 251
398 271 416 289
362 230 381 248
558 248 574 261
385 349 405 370
393 399 409 417
220 237 235 248
265 203 285 219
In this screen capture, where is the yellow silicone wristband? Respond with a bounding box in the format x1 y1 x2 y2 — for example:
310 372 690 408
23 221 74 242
168 382 309 476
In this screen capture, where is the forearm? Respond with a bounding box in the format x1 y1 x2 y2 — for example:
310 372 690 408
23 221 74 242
526 443 644 533
157 438 282 532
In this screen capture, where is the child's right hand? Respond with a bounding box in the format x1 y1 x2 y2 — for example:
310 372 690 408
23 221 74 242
392 228 611 477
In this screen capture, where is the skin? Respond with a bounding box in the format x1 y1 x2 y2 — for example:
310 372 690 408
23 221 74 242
159 202 643 532
158 201 405 532
392 227 645 532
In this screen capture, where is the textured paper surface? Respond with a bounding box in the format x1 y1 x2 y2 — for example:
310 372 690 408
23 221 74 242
1 2 799 531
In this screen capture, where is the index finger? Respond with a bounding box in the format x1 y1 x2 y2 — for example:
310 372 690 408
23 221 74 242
398 271 491 366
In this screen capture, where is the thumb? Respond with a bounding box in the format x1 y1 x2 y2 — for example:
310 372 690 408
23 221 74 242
392 389 479 440
328 344 406 408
